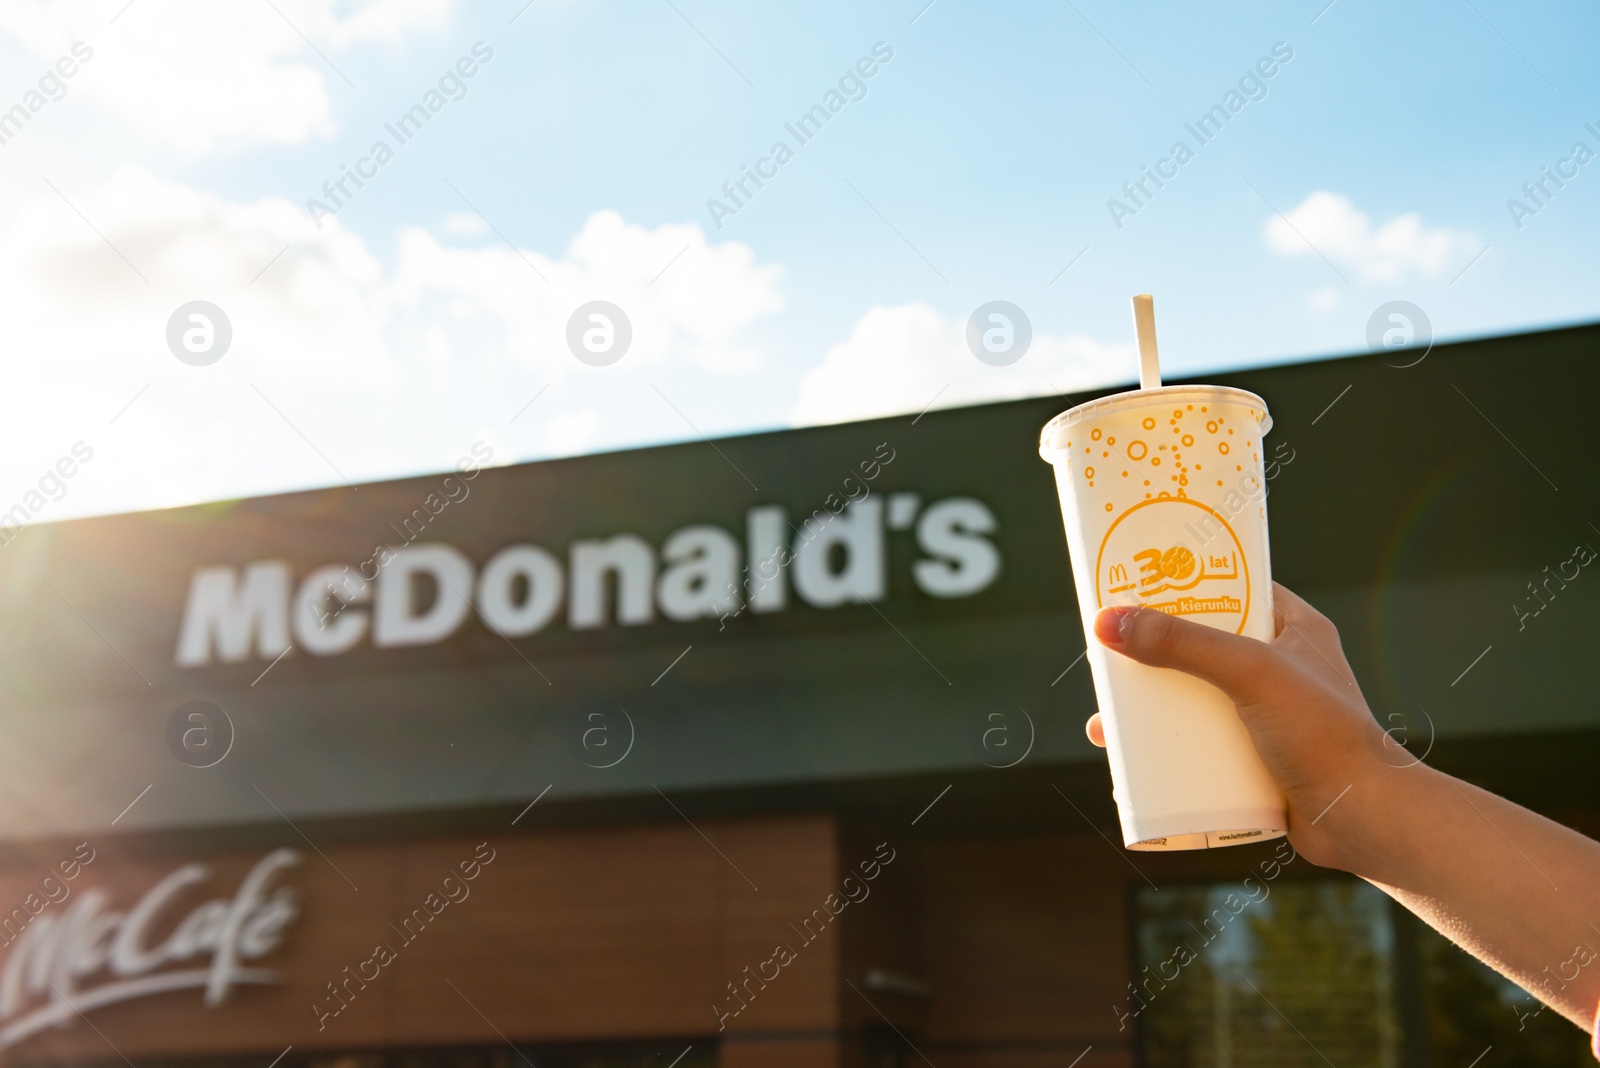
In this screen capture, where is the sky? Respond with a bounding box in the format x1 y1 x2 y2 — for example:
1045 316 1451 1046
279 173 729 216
0 0 1596 522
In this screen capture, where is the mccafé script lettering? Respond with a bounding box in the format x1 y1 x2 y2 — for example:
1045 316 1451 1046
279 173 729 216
175 490 1003 667
0 849 301 1048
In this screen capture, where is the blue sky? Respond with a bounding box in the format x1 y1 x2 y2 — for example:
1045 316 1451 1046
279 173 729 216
0 0 1596 520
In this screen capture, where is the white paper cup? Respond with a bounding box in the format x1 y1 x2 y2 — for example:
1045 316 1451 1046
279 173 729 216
1040 386 1287 851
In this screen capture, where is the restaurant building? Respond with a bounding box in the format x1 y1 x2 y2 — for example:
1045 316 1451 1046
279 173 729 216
0 322 1597 1068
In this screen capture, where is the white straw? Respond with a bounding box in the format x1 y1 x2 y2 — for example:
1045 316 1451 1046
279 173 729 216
1132 293 1161 391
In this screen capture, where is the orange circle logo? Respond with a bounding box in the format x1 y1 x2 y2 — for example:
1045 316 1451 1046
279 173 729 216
1094 497 1251 634
1159 546 1195 580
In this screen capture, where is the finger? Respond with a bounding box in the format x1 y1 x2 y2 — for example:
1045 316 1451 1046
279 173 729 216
1085 712 1106 748
1269 582 1359 688
1271 582 1332 636
1094 605 1282 707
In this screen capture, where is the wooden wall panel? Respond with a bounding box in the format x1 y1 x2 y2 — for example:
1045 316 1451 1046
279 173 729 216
713 819 838 1036
388 827 724 1043
834 832 923 1038
0 816 840 1064
720 1037 841 1068
917 834 1133 1056
931 1049 1133 1068
0 841 402 1060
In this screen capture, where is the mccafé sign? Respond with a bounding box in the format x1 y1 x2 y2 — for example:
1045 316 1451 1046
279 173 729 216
0 850 301 1047
175 489 1003 666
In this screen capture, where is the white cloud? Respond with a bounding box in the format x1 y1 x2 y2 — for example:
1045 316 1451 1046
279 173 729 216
789 303 1130 427
1262 191 1478 283
0 0 457 154
0 166 398 517
441 211 488 237
317 0 459 48
0 169 784 519
546 409 602 456
393 208 784 375
9 166 392 379
1305 285 1339 311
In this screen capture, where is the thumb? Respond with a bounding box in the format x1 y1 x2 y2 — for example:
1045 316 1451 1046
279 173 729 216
1094 606 1281 708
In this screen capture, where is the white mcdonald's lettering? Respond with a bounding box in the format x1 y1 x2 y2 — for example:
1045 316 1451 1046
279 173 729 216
0 849 301 1048
173 495 1006 667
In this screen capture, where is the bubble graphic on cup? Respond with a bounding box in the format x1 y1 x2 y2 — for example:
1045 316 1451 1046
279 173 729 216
166 700 235 768
966 301 1032 366
566 301 632 367
166 301 232 366
1366 300 1432 368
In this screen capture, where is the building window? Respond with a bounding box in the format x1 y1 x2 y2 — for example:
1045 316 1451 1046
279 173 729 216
1417 922 1595 1067
1134 878 1401 1066
1134 876 1593 1067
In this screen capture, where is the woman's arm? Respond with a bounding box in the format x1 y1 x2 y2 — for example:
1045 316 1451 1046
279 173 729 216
1088 585 1600 1031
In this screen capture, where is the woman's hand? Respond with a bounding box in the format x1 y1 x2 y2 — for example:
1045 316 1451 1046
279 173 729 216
1085 582 1384 870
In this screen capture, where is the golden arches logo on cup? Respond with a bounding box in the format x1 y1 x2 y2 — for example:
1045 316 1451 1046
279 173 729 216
1094 497 1250 634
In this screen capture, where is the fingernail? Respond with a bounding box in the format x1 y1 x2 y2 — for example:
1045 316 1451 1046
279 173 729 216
1119 607 1141 641
1095 606 1137 645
